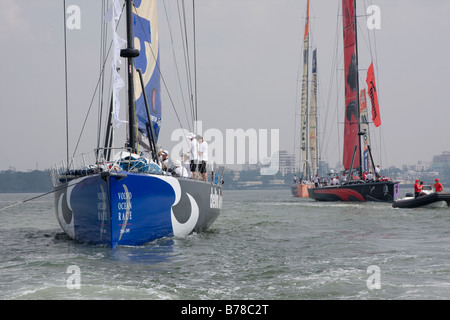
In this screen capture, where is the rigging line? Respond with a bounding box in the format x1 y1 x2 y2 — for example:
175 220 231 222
363 0 375 62
0 189 58 212
133 4 193 157
364 0 383 162
70 47 114 167
179 0 196 125
293 36 303 170
293 56 302 171
0 167 111 211
71 85 105 166
132 3 188 142
100 0 112 150
322 8 339 140
175 1 193 126
361 0 386 169
162 0 192 132
192 0 198 123
372 29 386 168
63 0 70 167
69 3 124 168
97 0 108 152
293 3 306 170
320 1 342 164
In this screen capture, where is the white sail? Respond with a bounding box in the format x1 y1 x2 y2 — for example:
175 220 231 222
106 0 127 129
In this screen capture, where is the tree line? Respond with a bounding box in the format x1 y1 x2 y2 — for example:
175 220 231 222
0 170 53 193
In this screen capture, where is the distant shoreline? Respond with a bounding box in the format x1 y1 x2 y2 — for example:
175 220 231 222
0 170 440 194
0 170 52 193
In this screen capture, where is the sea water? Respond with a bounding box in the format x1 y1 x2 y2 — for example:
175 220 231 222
1 188 450 300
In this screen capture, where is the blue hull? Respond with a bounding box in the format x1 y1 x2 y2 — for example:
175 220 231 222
54 172 222 247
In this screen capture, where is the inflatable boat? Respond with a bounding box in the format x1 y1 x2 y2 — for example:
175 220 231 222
392 191 450 209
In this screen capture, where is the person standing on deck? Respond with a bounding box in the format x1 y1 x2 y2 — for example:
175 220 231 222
187 132 199 179
197 135 208 182
313 174 319 187
375 165 381 180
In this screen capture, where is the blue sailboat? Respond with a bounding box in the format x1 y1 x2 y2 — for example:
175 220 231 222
50 0 223 247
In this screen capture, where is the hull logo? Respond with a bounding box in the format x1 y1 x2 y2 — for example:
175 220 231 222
210 187 222 209
118 184 131 241
153 175 200 237
171 192 199 237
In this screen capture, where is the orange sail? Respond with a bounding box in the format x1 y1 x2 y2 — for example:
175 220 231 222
366 62 381 127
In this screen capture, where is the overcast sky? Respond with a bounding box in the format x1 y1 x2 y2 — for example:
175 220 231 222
1 0 450 172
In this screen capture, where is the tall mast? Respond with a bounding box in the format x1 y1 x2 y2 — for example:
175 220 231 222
300 0 310 179
122 0 139 153
353 0 363 177
309 49 318 177
342 0 362 177
63 0 70 167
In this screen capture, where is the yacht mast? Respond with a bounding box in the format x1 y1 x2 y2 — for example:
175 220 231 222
122 0 139 153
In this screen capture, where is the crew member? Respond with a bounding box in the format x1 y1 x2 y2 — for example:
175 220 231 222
197 135 208 182
375 165 381 180
433 178 443 192
313 174 319 187
158 150 169 172
187 132 199 179
414 179 422 198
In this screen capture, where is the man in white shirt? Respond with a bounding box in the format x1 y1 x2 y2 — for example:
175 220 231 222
173 160 188 177
182 152 192 178
375 165 381 180
158 150 170 172
197 136 208 181
197 135 208 181
187 132 199 179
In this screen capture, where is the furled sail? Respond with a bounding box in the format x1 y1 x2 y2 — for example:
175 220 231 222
133 0 161 143
105 0 127 129
309 49 318 176
342 0 360 170
300 0 310 177
359 89 371 173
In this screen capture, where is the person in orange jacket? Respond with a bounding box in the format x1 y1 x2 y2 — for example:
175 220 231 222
433 178 443 192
